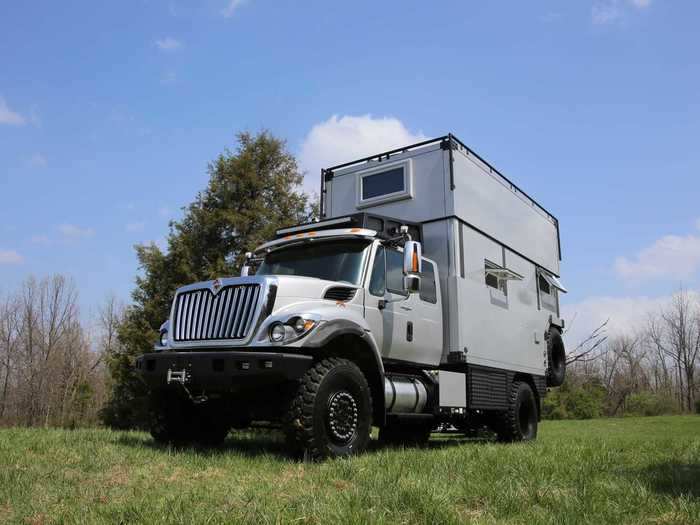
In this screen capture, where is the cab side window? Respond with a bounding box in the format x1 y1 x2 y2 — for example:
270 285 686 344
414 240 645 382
369 246 386 297
386 249 406 294
420 260 437 304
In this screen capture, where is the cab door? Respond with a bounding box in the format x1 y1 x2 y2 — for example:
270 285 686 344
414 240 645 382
364 244 437 365
408 259 443 366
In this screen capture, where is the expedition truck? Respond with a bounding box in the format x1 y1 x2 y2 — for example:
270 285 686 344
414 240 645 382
136 134 568 459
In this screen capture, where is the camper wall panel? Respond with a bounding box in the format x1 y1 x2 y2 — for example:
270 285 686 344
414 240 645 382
455 227 544 375
327 145 448 223
449 148 560 275
502 248 552 373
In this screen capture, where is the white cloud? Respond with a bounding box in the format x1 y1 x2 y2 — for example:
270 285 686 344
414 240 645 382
592 0 651 25
0 96 26 126
298 114 426 193
614 231 700 282
222 0 247 18
126 222 146 233
0 250 24 265
58 224 95 239
561 293 691 347
26 153 47 169
155 37 182 51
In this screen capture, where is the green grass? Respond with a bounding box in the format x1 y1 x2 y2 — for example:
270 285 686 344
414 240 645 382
1 416 698 524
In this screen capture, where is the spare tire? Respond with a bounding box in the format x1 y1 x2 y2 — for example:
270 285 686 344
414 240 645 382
546 327 566 387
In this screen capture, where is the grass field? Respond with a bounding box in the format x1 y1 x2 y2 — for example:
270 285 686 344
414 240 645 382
0 416 698 524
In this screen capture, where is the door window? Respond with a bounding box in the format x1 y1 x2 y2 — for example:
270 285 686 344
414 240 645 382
386 249 406 294
369 246 386 297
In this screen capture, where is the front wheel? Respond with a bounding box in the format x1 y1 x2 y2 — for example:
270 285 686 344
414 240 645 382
285 357 372 460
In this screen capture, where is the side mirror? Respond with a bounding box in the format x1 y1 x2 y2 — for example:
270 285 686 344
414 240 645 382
240 252 253 277
403 240 422 294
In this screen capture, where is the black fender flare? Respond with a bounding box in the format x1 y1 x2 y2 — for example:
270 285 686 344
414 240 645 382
301 319 386 424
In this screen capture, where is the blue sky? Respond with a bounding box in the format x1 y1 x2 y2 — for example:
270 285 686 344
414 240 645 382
1 0 699 341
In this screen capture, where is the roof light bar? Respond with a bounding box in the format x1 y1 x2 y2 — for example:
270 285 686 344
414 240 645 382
276 217 353 236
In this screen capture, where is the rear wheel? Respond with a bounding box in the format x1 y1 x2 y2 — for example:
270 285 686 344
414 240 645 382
285 358 372 460
493 381 538 442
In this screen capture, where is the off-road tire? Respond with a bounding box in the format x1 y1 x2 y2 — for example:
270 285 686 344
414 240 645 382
285 357 372 460
493 381 538 442
379 421 433 447
546 327 566 387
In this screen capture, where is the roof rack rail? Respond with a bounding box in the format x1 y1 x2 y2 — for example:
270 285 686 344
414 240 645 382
275 212 422 242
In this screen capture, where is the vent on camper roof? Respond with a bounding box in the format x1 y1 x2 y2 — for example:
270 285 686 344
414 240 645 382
324 287 357 302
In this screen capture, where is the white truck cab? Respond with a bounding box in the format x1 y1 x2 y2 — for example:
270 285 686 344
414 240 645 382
137 134 567 459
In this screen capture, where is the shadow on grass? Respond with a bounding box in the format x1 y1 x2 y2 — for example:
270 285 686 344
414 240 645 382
637 461 700 499
114 431 491 461
114 431 291 459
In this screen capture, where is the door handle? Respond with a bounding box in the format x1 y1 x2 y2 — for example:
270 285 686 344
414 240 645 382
400 305 412 311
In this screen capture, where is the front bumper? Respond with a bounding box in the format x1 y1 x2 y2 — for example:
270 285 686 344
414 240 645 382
135 350 313 391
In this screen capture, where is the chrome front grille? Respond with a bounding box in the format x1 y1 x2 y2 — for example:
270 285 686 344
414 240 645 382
173 284 261 342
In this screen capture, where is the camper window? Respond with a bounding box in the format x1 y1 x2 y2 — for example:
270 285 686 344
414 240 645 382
484 260 508 296
538 270 558 313
357 161 412 208
362 167 404 200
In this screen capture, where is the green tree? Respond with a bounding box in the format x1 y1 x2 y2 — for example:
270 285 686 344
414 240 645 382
101 131 315 429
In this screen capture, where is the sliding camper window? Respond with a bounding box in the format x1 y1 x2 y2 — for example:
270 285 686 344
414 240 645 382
484 260 508 296
538 270 558 313
420 260 437 304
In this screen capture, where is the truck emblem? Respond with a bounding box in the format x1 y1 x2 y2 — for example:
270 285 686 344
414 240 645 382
212 278 222 294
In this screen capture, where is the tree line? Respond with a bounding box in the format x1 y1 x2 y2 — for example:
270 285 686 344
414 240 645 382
545 290 700 419
0 275 107 426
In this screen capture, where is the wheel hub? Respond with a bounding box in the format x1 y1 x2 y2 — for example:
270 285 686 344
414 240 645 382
327 391 358 443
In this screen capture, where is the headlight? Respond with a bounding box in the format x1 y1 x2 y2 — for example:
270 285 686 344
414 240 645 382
159 330 168 347
267 317 318 343
292 316 315 334
269 323 286 342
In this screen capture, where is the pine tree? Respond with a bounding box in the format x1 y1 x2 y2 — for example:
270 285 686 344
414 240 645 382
101 131 315 428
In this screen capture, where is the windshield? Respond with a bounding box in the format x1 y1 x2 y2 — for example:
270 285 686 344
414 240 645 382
256 240 369 285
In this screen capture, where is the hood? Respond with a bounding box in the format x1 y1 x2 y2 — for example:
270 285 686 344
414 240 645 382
272 275 358 300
